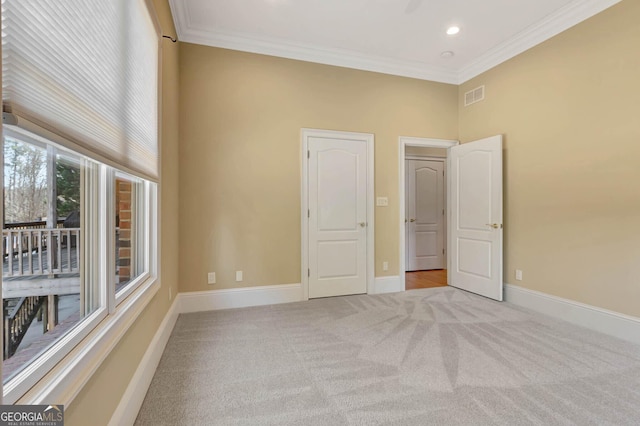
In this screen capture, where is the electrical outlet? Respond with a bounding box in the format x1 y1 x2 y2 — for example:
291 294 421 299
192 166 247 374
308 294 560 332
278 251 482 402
236 271 243 282
382 261 388 271
207 272 216 284
515 269 523 281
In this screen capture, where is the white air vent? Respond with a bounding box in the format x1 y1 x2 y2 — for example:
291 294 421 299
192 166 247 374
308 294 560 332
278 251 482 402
464 85 485 106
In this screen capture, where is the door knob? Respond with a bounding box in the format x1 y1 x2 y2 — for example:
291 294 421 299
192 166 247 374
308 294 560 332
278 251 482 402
359 222 367 227
486 223 502 229
410 219 416 222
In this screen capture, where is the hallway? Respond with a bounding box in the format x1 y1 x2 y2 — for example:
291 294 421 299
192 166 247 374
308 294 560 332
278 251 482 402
405 269 447 290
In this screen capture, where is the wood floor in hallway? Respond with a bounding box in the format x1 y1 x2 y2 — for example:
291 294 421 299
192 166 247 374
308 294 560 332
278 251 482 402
406 269 447 290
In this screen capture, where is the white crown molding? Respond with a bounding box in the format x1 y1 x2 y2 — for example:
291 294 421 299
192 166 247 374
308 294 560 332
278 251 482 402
170 0 621 85
168 0 190 39
168 0 457 84
458 0 622 83
181 26 459 84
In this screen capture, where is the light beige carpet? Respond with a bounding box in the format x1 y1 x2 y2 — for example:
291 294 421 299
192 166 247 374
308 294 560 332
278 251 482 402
136 287 640 425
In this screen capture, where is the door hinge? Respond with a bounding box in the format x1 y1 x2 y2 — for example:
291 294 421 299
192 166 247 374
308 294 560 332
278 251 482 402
308 209 310 218
307 150 310 159
443 248 445 254
308 268 310 277
442 209 445 215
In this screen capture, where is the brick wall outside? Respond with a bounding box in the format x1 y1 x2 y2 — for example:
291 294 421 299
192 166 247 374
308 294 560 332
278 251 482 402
116 180 132 283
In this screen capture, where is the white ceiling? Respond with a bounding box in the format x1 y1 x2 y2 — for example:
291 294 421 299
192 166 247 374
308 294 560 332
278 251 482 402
168 0 621 84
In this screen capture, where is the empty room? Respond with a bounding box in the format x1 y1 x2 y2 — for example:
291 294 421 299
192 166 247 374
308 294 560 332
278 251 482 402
1 0 639 425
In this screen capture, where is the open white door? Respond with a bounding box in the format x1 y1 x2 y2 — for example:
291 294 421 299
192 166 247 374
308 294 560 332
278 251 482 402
449 135 503 301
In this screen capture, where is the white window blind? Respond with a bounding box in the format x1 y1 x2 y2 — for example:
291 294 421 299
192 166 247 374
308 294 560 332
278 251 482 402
2 0 160 180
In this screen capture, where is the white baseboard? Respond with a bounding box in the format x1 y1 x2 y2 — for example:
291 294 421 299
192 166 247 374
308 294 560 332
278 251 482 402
373 276 403 294
108 297 180 426
179 283 303 313
505 283 640 346
178 278 407 313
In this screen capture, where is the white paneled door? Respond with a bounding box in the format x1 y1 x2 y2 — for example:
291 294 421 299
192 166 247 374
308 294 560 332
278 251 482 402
406 159 445 271
308 136 368 298
449 135 503 301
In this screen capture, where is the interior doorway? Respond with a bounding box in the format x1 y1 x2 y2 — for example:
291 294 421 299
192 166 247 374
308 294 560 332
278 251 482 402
399 135 504 300
405 156 446 271
399 137 458 291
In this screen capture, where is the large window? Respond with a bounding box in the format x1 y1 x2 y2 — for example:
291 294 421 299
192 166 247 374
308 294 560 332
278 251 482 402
1 0 160 404
1 129 157 402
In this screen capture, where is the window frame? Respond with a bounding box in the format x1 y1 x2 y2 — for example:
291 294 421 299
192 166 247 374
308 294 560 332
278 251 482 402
1 126 159 405
113 172 153 305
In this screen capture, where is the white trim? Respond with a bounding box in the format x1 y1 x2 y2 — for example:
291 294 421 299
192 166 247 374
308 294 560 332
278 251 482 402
169 0 620 84
398 137 458 292
405 154 446 161
398 137 458 149
301 131 309 301
373 276 403 295
459 0 622 82
301 128 375 300
505 283 640 346
179 284 303 313
178 27 458 84
109 297 179 426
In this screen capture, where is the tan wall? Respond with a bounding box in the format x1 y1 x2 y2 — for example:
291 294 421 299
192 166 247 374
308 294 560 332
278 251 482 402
459 0 640 317
65 0 180 424
178 45 458 291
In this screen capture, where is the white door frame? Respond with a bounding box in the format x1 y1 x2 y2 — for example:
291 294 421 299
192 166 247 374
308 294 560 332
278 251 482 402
398 136 459 291
301 128 375 301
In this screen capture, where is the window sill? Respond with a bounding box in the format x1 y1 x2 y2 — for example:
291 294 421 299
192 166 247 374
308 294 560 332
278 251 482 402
10 275 160 405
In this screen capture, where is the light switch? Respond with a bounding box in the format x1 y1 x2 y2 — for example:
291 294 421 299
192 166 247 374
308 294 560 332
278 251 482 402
376 197 389 206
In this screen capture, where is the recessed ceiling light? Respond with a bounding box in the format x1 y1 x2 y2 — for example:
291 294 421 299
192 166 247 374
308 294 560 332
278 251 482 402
440 51 455 58
446 26 460 35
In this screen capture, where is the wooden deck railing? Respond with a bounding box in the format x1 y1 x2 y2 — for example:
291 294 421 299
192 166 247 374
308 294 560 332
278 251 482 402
3 296 45 359
3 228 81 277
4 219 65 230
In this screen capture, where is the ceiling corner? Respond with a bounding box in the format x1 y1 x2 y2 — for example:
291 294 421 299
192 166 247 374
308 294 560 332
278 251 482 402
457 0 623 83
168 0 189 41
